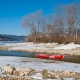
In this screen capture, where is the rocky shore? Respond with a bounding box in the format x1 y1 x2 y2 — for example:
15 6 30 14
0 42 80 80
0 64 80 80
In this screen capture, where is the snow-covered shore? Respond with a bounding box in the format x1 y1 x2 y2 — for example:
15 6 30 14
0 56 80 73
0 42 80 79
0 56 80 79
0 42 80 55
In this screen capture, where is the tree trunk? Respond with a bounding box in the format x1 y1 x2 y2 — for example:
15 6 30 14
75 28 78 42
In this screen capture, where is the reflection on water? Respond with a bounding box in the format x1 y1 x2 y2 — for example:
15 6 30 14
54 55 80 63
61 55 80 63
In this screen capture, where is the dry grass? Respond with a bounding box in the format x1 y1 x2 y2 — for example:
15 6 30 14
0 46 8 50
0 76 33 80
21 60 31 63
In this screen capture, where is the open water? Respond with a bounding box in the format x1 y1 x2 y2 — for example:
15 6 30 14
0 41 80 63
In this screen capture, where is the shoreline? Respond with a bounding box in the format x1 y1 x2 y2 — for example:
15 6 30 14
0 47 80 56
0 43 80 79
0 56 80 79
0 42 80 56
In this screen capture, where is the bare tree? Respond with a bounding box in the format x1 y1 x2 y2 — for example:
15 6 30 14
54 15 64 32
22 10 43 42
35 10 43 33
41 17 47 33
53 2 80 42
46 24 54 34
46 14 54 34
64 2 80 41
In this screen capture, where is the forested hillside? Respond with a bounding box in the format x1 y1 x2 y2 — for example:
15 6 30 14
0 34 26 41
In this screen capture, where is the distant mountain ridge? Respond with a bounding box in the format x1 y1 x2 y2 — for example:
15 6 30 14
0 34 26 41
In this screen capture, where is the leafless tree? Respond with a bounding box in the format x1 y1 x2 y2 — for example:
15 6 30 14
53 10 66 43
45 14 54 34
64 2 80 41
41 17 47 33
53 2 80 42
22 1 80 43
54 15 64 33
46 24 54 34
35 10 43 33
22 10 43 42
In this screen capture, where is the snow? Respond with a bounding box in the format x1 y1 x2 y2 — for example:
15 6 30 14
0 56 80 73
0 41 80 50
0 42 80 50
6 42 80 51
0 56 80 80
53 42 80 50
8 42 50 51
0 42 80 79
32 76 43 80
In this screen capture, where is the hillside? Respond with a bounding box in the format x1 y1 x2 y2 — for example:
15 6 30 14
0 34 26 41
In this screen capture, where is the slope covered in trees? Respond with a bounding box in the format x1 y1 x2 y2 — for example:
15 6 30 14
0 34 26 41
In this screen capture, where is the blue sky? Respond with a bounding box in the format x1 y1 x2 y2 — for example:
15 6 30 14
0 0 79 36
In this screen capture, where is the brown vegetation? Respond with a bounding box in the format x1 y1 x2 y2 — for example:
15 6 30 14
22 2 80 44
26 33 80 44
